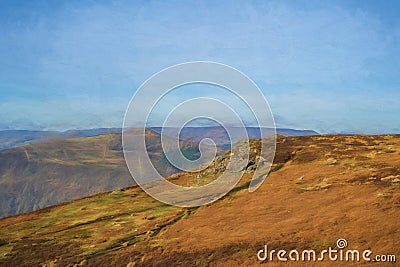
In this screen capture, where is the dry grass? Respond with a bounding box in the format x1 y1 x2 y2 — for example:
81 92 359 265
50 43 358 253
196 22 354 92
0 134 399 266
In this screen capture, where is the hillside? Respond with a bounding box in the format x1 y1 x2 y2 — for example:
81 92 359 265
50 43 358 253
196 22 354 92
0 129 209 218
0 133 131 218
0 134 399 266
0 127 316 218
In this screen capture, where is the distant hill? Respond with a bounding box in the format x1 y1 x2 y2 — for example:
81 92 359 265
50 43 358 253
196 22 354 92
0 128 121 151
151 126 319 147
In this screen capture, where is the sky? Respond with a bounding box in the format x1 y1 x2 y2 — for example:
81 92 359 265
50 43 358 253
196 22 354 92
0 0 399 134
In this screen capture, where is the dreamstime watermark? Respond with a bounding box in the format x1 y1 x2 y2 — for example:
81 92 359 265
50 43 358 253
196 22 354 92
122 61 276 207
257 238 396 263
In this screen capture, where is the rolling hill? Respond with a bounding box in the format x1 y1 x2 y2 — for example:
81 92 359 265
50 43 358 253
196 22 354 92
0 129 213 218
0 134 399 266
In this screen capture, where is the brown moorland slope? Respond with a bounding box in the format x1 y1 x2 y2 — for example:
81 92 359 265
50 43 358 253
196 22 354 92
0 134 399 266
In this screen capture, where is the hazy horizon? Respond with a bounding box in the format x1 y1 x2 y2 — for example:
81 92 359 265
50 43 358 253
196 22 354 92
3 125 400 135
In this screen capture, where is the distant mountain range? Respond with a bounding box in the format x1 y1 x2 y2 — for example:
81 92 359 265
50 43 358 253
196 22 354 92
151 126 319 147
0 127 319 151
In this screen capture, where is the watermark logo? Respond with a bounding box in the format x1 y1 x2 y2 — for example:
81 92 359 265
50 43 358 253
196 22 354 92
336 238 348 249
257 238 396 263
122 62 276 207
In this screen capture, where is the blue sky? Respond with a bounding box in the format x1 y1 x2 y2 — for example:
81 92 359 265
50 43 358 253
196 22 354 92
0 0 399 133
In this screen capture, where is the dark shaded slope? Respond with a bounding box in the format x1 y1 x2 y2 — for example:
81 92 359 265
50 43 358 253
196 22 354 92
0 129 216 218
0 133 132 218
